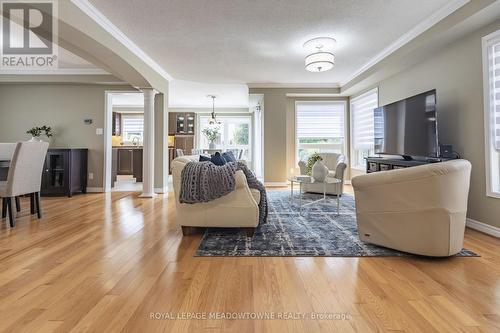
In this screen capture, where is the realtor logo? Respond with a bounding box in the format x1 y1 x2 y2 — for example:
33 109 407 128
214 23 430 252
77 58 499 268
1 0 58 69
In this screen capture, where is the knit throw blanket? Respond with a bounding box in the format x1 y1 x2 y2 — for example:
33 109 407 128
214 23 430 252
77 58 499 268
180 161 268 225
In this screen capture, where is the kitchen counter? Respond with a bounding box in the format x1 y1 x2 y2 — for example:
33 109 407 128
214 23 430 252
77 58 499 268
113 146 143 149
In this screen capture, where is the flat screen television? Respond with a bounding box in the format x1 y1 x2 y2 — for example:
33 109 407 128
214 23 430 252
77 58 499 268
373 89 438 160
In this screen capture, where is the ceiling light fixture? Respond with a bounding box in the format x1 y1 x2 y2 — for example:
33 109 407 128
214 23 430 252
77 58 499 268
207 95 221 126
303 37 336 73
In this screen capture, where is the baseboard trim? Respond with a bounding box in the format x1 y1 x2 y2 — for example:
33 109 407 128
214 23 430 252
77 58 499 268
264 182 288 187
86 187 103 193
466 218 500 238
154 187 169 194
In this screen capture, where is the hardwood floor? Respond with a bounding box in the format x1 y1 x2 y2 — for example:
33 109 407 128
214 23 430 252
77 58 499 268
0 190 499 332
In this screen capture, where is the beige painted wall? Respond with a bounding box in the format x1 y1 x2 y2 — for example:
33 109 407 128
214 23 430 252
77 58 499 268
358 20 500 228
0 84 133 189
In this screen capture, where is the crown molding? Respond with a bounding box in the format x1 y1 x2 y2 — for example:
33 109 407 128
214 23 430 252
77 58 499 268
247 82 340 89
285 93 342 97
340 0 470 87
71 0 173 81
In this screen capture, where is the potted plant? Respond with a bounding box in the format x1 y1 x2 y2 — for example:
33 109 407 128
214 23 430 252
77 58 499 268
202 126 220 149
26 125 53 142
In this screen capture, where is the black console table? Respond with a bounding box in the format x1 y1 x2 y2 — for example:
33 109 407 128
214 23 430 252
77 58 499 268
365 156 449 173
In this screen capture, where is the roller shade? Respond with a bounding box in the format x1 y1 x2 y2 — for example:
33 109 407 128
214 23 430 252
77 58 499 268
122 114 144 133
492 42 500 150
351 88 378 150
296 101 345 139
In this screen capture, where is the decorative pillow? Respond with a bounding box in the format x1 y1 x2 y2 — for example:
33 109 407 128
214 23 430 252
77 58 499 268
199 155 211 162
222 151 236 163
210 152 227 166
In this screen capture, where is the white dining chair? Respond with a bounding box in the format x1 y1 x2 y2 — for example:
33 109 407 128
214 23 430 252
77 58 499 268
0 142 49 227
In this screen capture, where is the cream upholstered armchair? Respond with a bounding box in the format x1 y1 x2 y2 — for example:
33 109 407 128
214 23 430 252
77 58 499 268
351 159 472 257
298 153 347 196
171 156 260 236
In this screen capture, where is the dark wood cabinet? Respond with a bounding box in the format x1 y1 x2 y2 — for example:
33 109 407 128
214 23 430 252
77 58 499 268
41 149 88 197
115 148 143 182
174 135 194 156
112 112 121 136
133 149 143 182
169 112 195 135
117 149 134 175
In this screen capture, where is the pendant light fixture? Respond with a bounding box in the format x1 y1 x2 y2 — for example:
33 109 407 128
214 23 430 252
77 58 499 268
303 37 336 72
207 95 221 126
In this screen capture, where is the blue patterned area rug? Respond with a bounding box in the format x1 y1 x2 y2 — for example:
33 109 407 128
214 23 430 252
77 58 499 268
195 190 478 257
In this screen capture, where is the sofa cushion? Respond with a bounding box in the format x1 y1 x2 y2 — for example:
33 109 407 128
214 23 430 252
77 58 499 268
210 152 227 166
222 151 236 163
199 155 211 162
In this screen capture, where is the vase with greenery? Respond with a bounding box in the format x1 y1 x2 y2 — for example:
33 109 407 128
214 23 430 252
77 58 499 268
305 152 323 175
26 125 53 142
202 126 220 149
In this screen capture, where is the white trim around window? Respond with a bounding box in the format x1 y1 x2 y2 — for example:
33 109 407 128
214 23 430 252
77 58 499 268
482 29 500 199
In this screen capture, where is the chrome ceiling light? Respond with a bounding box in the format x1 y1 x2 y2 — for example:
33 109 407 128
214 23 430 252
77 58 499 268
303 37 336 72
207 95 221 126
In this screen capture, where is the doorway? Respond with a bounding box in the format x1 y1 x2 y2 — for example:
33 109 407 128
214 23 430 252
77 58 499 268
104 91 144 192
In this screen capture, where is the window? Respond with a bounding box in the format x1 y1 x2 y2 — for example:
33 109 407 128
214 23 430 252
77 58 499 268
295 101 346 162
121 114 144 144
198 115 252 164
350 88 378 170
483 30 500 197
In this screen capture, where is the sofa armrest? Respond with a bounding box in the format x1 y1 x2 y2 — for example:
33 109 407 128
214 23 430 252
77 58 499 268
351 160 471 189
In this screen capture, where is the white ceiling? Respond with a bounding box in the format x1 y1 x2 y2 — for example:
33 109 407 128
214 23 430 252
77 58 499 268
111 92 143 106
89 0 457 86
168 80 248 108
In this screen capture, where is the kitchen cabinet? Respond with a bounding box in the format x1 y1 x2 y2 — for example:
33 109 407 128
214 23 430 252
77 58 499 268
174 135 194 156
117 148 134 175
115 148 143 181
112 112 121 136
169 112 195 135
41 149 88 197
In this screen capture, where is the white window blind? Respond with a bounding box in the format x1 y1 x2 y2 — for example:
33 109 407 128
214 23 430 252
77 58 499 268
490 42 500 150
351 88 378 150
122 114 144 133
296 101 345 139
295 101 345 162
483 30 500 197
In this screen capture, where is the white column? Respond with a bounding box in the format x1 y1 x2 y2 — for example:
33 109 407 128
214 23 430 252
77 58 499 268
140 88 156 198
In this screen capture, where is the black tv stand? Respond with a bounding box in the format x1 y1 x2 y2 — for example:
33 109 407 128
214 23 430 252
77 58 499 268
365 156 449 173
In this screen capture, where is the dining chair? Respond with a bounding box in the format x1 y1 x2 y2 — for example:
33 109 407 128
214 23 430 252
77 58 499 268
0 143 17 181
0 141 49 227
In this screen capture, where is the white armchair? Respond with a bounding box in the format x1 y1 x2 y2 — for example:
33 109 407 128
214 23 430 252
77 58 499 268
351 159 472 257
298 153 347 196
171 156 260 236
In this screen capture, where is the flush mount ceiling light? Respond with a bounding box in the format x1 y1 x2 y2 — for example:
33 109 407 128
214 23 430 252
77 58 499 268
303 37 336 73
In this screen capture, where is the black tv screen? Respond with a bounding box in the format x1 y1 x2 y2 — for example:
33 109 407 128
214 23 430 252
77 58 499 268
374 89 438 158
